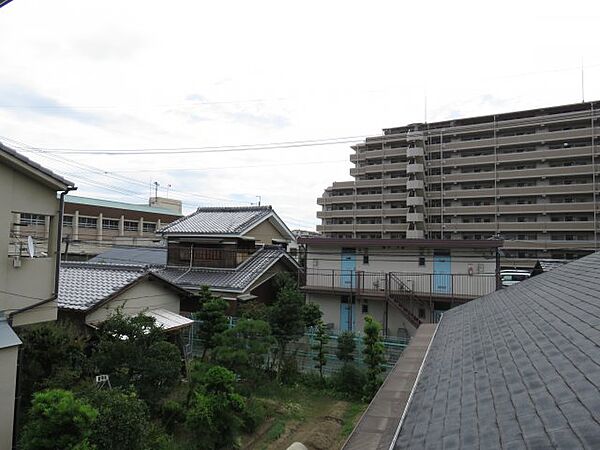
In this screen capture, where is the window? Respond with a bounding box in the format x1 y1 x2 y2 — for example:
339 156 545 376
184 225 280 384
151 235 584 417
362 302 369 314
79 217 97 228
363 249 369 265
20 213 46 226
418 256 426 266
103 219 119 230
124 220 138 231
63 215 73 227
143 222 156 233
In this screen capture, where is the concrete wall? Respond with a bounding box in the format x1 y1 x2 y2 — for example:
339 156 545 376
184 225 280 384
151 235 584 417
0 345 18 450
85 279 181 324
0 161 60 326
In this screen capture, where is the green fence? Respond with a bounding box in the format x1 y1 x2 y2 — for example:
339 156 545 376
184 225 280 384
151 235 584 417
182 319 409 376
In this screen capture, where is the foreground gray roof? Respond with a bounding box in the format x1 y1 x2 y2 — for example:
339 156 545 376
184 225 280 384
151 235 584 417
58 263 147 311
159 206 276 235
395 252 600 450
158 246 298 292
89 247 167 267
0 318 22 349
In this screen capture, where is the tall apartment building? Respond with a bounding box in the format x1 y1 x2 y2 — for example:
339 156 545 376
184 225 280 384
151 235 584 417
318 100 600 267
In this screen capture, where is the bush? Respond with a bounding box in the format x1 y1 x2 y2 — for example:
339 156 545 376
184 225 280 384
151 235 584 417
161 400 186 433
332 364 367 399
19 389 97 450
278 354 300 385
240 398 267 433
84 388 150 450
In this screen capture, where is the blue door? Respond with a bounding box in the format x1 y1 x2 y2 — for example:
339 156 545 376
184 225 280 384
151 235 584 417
433 252 452 294
340 248 356 289
340 297 356 331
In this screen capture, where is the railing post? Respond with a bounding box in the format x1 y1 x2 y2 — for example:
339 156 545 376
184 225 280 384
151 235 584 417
332 269 335 291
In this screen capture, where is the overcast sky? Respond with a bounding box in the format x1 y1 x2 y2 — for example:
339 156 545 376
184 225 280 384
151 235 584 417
1 1 600 230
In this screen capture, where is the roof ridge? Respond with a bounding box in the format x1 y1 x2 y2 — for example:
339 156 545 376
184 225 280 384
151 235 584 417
61 261 148 271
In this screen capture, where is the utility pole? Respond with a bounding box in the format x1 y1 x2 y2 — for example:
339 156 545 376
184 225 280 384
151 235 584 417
153 181 160 200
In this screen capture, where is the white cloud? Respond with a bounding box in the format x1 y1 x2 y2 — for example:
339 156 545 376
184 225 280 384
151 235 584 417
1 0 600 229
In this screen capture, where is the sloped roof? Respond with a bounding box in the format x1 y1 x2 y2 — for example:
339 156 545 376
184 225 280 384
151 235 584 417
0 318 22 349
144 308 193 331
88 247 167 267
159 206 294 240
0 141 74 190
393 252 600 449
158 246 299 292
58 263 148 311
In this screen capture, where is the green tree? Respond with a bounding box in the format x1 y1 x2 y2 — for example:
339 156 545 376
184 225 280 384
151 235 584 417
18 322 88 402
85 389 149 450
336 331 356 363
302 302 322 328
213 318 274 383
19 389 97 450
362 316 386 400
92 311 181 406
312 319 329 381
195 286 229 361
186 366 246 450
267 273 305 378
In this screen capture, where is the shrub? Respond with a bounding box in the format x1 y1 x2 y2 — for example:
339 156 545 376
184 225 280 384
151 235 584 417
332 364 367 399
161 400 186 433
240 398 267 433
336 331 356 363
85 389 150 450
19 389 97 450
362 316 386 400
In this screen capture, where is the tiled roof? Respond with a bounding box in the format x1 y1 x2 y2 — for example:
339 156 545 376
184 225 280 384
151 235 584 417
158 246 297 292
159 206 274 235
89 247 167 267
65 195 180 216
58 263 147 311
394 252 600 449
0 141 74 188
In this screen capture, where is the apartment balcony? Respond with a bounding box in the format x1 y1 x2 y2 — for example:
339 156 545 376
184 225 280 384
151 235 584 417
406 212 424 222
406 163 424 174
406 229 425 239
406 130 425 141
317 195 354 205
316 224 354 232
406 196 424 206
406 179 424 190
406 146 425 158
301 269 498 302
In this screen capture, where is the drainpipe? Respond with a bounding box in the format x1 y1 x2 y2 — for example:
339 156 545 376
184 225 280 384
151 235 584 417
9 185 76 449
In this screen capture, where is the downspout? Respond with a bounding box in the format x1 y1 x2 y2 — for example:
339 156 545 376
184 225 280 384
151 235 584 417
174 243 194 282
9 185 76 449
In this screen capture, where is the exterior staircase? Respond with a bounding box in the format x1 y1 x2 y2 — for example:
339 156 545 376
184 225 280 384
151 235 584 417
385 273 427 328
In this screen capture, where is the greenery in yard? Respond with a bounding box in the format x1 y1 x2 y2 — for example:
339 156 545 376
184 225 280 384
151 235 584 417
194 286 230 361
19 389 97 450
213 318 274 383
267 273 306 378
312 319 329 380
186 366 246 449
302 301 323 328
84 388 150 450
92 311 181 407
362 315 386 400
336 331 356 363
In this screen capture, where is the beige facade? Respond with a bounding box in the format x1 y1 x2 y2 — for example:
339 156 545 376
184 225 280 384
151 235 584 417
85 280 182 324
317 100 600 267
299 238 500 337
0 142 75 449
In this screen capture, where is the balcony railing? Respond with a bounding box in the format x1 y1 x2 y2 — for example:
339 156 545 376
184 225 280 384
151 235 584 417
301 269 498 301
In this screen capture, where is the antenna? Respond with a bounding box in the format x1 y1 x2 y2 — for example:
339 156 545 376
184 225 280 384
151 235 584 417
256 195 261 206
166 184 172 198
153 181 160 199
581 57 585 103
26 236 35 258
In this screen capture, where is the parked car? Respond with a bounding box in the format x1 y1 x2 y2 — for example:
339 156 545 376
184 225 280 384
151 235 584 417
500 269 531 287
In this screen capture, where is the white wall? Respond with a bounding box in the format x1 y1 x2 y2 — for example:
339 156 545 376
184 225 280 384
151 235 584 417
86 279 181 324
0 345 19 450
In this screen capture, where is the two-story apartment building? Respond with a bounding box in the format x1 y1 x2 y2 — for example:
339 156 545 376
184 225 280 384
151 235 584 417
0 142 75 449
299 237 502 338
157 206 300 311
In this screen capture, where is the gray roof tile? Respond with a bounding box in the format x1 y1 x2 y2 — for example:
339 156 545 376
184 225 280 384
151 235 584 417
395 251 600 450
58 263 147 311
157 246 297 292
159 206 274 235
